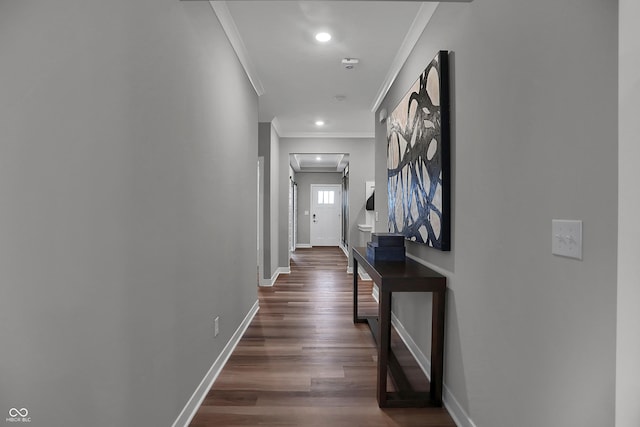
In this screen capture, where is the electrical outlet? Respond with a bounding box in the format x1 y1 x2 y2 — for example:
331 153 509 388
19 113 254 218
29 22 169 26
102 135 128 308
214 316 219 337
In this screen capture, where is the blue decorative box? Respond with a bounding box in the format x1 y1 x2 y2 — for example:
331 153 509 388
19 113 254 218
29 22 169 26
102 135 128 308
366 241 406 262
371 233 406 248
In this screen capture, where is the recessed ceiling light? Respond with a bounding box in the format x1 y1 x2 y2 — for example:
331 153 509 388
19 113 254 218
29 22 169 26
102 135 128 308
315 120 325 126
315 32 331 42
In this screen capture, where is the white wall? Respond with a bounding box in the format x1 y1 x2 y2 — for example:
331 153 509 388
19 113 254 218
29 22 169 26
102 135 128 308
375 1 618 426
616 0 640 425
0 1 258 426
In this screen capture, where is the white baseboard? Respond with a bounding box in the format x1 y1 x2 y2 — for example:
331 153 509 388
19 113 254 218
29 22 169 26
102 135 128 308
339 243 349 257
259 273 274 287
370 287 476 427
443 385 478 427
347 266 372 281
172 299 259 427
347 247 371 280
390 311 431 380
259 266 291 287
279 266 291 275
296 243 312 249
359 269 372 281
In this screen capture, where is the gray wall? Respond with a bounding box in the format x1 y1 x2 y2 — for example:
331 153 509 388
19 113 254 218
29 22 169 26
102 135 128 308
258 123 281 280
279 138 374 268
0 1 258 426
269 126 281 275
375 1 618 426
294 172 343 245
617 1 640 425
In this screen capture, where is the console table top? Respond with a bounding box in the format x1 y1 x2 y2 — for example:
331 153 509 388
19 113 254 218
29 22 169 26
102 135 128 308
353 247 446 291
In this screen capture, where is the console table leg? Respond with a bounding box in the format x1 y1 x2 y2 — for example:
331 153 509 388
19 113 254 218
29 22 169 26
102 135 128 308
377 289 391 407
430 289 446 406
353 257 359 324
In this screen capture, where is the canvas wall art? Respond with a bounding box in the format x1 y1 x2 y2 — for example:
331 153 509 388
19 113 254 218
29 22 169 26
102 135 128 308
387 50 450 250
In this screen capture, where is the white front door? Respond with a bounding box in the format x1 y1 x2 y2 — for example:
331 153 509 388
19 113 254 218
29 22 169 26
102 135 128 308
310 184 341 246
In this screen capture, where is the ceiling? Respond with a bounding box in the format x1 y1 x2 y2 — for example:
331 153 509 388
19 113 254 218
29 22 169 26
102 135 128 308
211 1 439 138
290 153 349 172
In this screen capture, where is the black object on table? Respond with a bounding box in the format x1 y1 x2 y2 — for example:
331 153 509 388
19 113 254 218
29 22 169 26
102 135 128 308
352 247 446 408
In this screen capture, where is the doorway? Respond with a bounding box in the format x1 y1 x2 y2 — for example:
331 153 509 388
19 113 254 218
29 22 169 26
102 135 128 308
288 176 297 257
257 157 264 285
341 165 349 248
310 184 342 246
289 153 349 249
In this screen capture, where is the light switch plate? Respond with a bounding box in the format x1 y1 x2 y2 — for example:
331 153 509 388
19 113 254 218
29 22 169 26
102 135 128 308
552 220 583 260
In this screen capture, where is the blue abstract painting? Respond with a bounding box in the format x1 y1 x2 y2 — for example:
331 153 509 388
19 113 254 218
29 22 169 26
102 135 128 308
387 51 450 250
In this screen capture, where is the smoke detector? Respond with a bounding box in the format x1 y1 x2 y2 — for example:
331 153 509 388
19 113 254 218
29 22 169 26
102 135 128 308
341 58 359 69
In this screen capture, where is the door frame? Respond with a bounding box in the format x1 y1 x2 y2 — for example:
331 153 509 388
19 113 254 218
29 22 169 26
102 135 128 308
289 176 297 257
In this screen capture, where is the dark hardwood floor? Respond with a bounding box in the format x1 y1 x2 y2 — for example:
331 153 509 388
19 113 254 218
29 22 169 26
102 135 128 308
190 247 457 427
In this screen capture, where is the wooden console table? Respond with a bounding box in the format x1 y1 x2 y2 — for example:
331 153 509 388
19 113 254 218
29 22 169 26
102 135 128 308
352 247 446 408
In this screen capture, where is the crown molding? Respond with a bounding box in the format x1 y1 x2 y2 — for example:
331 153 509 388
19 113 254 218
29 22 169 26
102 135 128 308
271 117 371 139
209 1 265 96
271 117 283 137
370 2 439 113
278 131 375 139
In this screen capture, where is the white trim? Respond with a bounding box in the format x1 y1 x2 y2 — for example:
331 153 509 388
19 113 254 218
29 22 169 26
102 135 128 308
391 312 431 379
271 118 283 137
359 268 372 282
370 3 440 113
277 131 374 139
296 243 312 249
339 243 349 258
259 266 291 287
443 385 478 427
371 285 475 427
209 1 265 96
348 244 371 281
390 313 476 427
357 224 374 232
349 266 373 281
347 247 372 280
279 266 291 275
259 275 273 287
172 300 260 427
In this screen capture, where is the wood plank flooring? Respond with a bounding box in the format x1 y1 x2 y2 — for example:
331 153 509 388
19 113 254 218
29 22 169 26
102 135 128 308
190 247 457 427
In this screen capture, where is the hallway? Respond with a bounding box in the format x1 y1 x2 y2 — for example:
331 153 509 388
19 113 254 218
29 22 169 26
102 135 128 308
190 247 456 426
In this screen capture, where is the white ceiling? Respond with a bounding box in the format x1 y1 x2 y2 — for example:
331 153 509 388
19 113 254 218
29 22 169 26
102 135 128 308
290 153 349 172
211 1 439 138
